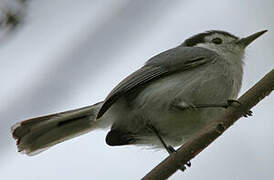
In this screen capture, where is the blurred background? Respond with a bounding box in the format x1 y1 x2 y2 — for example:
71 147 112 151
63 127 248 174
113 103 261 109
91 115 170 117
0 0 273 179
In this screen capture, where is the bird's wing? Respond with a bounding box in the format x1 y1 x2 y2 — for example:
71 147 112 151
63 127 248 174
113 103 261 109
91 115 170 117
97 46 218 118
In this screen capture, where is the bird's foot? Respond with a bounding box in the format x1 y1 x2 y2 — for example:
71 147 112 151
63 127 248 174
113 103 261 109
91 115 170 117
167 145 191 172
225 99 253 117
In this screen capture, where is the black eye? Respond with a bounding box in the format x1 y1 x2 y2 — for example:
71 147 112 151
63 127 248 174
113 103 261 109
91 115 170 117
212 38 222 44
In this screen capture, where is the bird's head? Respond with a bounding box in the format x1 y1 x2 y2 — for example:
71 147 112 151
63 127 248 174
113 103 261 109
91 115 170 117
182 30 267 61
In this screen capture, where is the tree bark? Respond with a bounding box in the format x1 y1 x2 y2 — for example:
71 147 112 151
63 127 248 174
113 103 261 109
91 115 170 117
142 69 274 180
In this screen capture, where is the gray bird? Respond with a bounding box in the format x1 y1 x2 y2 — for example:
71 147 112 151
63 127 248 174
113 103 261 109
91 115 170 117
11 30 267 159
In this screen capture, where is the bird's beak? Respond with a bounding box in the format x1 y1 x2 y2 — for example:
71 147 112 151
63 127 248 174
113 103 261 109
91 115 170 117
236 30 268 48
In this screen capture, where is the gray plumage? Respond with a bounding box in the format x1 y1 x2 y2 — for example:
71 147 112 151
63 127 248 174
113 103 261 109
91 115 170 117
11 30 267 155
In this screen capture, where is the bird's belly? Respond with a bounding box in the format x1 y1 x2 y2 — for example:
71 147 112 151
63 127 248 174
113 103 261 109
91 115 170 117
130 66 234 147
108 61 240 148
146 107 225 147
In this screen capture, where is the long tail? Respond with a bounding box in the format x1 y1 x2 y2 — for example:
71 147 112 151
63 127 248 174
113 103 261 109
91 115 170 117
11 102 108 156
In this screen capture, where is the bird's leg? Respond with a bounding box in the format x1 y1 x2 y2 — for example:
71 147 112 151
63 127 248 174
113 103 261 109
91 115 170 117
147 124 173 154
171 99 253 117
147 124 191 171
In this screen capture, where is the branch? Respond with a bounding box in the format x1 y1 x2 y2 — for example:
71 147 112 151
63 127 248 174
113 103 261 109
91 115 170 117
142 69 274 180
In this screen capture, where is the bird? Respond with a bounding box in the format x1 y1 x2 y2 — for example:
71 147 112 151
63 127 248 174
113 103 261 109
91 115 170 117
11 30 267 161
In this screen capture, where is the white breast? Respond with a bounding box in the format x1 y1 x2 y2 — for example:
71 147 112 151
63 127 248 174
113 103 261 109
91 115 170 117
132 54 244 147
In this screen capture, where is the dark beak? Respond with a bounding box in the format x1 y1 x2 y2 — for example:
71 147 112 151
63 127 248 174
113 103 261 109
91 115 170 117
236 30 268 48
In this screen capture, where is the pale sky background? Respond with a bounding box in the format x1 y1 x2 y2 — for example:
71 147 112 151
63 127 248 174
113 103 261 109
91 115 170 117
0 0 273 179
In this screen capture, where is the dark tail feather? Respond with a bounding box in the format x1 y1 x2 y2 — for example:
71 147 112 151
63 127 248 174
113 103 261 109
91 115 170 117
11 102 108 156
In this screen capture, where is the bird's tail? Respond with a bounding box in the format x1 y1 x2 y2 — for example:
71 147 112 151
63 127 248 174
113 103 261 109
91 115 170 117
11 102 108 156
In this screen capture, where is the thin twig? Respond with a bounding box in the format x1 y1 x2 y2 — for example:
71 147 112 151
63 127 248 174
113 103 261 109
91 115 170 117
142 69 274 180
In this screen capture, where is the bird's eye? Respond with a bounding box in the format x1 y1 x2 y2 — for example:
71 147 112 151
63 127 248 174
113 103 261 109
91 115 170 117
212 38 222 44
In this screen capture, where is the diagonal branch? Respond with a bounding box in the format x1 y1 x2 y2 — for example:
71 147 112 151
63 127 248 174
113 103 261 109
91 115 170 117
142 69 274 180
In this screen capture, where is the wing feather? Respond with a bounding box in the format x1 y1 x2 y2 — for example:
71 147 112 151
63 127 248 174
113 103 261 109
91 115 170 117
97 47 218 118
97 66 168 118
